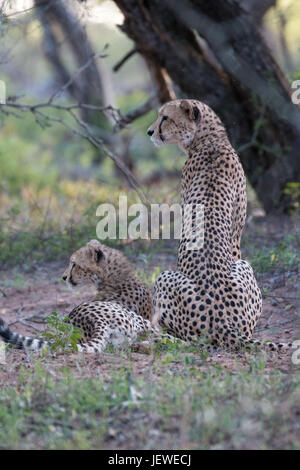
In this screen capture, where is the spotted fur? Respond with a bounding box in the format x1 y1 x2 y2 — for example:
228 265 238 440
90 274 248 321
148 99 292 352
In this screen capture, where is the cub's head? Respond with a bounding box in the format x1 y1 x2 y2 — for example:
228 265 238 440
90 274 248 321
147 99 202 150
62 240 134 288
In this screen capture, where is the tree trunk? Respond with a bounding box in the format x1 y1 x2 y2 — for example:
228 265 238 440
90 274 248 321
240 0 277 25
35 0 112 165
114 0 300 212
35 0 104 120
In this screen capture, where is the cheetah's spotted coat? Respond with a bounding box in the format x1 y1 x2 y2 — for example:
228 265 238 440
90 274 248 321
148 99 292 351
0 100 292 354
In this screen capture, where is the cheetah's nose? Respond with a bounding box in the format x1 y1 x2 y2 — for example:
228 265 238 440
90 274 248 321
62 275 67 281
147 129 154 136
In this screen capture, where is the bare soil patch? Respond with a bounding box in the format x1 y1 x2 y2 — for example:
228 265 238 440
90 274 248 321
0 215 299 384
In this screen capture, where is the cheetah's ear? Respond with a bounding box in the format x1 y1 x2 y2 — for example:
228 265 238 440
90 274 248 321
87 240 105 263
95 248 104 263
180 100 201 122
88 246 104 263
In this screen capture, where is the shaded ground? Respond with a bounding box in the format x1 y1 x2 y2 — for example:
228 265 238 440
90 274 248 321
0 215 299 449
0 214 299 377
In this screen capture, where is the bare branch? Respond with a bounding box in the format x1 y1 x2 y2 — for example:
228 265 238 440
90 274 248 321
0 29 151 206
115 94 158 131
35 0 105 124
0 97 150 206
113 47 137 72
255 318 294 333
263 294 300 301
48 51 108 104
145 59 176 103
9 313 45 332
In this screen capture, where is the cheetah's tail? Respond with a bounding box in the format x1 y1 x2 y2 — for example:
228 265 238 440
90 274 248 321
247 337 293 352
0 317 48 352
220 323 293 352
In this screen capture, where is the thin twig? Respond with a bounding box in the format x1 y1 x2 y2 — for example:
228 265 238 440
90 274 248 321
263 294 300 301
9 313 45 332
113 47 137 72
58 107 150 206
14 305 24 318
1 100 121 122
0 45 155 206
115 94 158 131
255 318 294 333
48 51 108 104
0 99 150 205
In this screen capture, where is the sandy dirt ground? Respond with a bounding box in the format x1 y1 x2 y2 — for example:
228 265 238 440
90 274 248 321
0 216 299 384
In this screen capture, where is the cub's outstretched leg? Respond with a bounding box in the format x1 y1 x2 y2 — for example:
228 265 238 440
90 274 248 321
69 301 153 353
0 302 154 354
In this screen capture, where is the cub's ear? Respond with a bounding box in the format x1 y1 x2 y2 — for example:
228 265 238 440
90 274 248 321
180 100 201 122
86 240 105 263
94 248 104 263
88 246 104 263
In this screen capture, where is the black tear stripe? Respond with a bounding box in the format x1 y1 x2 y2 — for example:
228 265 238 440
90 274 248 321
159 116 167 142
69 263 75 285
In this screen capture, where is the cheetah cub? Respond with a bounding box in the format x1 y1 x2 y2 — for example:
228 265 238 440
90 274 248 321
0 240 159 353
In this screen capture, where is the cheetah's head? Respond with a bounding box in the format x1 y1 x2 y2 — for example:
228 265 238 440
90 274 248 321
147 99 202 151
62 240 134 288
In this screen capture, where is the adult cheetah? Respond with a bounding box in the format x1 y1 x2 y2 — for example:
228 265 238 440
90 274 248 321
148 99 292 352
0 240 158 353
